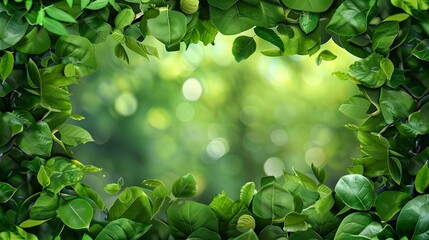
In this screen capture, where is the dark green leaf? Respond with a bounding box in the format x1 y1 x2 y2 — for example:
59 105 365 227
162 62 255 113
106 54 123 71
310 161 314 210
114 43 129 64
0 11 28 50
207 0 238 10
334 174 375 211
57 124 94 147
396 102 429 137
15 27 50 54
30 191 59 220
252 182 294 220
167 199 218 239
0 182 17 203
73 182 106 210
45 6 76 23
281 0 334 12
335 212 383 240
380 88 416 124
305 208 341 238
209 3 254 35
372 22 399 53
79 15 112 44
187 228 222 240
232 230 258 240
27 58 41 88
58 197 93 229
375 191 412 221
0 51 14 82
348 53 386 88
45 156 84 194
412 39 429 61
147 10 187 47
172 173 197 198
299 12 319 34
16 121 53 157
397 195 429 240
289 229 322 240
232 36 256 62
415 162 429 194
95 218 151 240
258 225 288 240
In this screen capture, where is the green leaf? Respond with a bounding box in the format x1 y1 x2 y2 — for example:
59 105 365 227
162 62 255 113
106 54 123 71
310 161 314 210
335 212 383 240
380 58 394 80
252 182 294 220
57 124 94 147
30 191 59 220
79 14 112 44
125 37 159 59
372 22 399 53
209 3 254 35
27 58 41 88
114 43 129 64
42 17 68 35
232 36 256 62
284 212 310 232
73 182 106 210
239 182 255 207
0 226 38 240
37 165 51 188
104 183 122 194
391 0 429 15
15 27 50 54
45 6 76 23
147 10 187 47
348 53 387 88
412 39 429 61
108 186 153 224
207 0 238 10
55 35 97 77
232 230 258 240
209 192 239 222
172 173 198 198
326 0 375 36
314 184 334 214
254 27 284 52
382 13 410 22
0 182 17 203
0 51 14 82
375 191 412 222
380 88 416 124
281 0 334 12
58 197 93 229
45 156 84 194
281 25 319 55
289 229 322 240
86 0 109 10
0 11 28 50
311 163 327 184
334 174 375 211
115 8 135 29
167 199 218 239
188 228 222 240
305 209 341 238
299 12 319 34
95 218 151 240
388 157 402 185
397 195 429 240
396 102 429 137
316 50 337 65
339 95 372 119
16 121 53 157
415 162 429 193
19 219 50 228
141 179 169 198
258 225 288 239
40 85 72 112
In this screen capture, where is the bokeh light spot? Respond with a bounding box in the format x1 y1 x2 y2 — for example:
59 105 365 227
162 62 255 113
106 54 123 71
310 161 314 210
270 128 289 146
182 78 203 101
147 108 171 129
114 92 138 116
305 147 326 167
206 138 229 160
263 157 284 177
176 102 195 122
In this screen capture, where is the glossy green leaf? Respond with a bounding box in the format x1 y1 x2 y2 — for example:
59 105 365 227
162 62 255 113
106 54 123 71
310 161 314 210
316 50 337 65
40 85 72 112
58 197 93 229
252 182 294 220
0 11 28 50
254 27 284 52
114 8 135 29
282 0 333 12
335 212 383 240
0 182 17 203
172 173 197 198
57 124 94 147
73 182 106 210
299 12 319 34
95 218 151 240
45 6 76 23
314 184 334 214
391 0 429 15
412 39 429 61
388 157 402 185
30 191 59 220
114 43 129 64
0 226 38 240
167 199 218 239
239 182 255 207
55 35 97 76
348 53 386 88
375 191 412 221
397 195 429 240
284 212 310 232
415 162 429 193
326 0 374 36
380 88 416 124
147 10 187 47
42 17 68 35
0 51 14 82
141 179 169 198
372 22 399 53
37 165 51 188
232 36 256 62
79 14 112 44
209 192 240 222
16 121 53 158
334 174 375 211
27 58 41 88
396 102 429 137
108 186 153 224
380 58 394 80
19 219 50 228
86 0 109 10
207 0 238 10
104 183 122 194
382 13 410 22
45 156 84 194
209 3 254 35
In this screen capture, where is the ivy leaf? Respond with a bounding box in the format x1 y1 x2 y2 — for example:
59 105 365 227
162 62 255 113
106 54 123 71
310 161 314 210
252 182 294 220
281 0 334 12
172 173 197 198
0 51 14 82
415 162 429 194
412 39 429 61
95 218 151 240
58 197 93 229
147 10 187 47
397 195 429 239
167 199 219 239
0 11 28 50
45 6 77 23
57 124 94 147
334 174 375 211
335 212 383 240
375 191 412 222
299 12 319 34
254 27 284 52
232 36 256 62
0 182 17 203
16 121 53 158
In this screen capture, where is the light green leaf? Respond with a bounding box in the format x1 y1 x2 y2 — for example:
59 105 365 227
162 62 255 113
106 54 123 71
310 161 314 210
281 0 334 12
125 37 159 59
391 0 429 15
314 184 334 214
316 50 337 65
147 10 187 47
167 199 219 239
114 43 129 64
58 197 93 229
104 183 122 194
30 191 59 220
232 36 256 62
114 8 135 29
281 25 319 55
95 218 151 240
299 12 319 34
0 182 17 203
172 173 198 198
252 182 294 220
73 182 106 210
45 156 84 194
57 124 94 147
0 226 38 240
380 88 416 124
380 58 394 80
375 191 412 222
0 11 28 50
42 17 68 35
16 121 53 157
239 182 255 207
209 3 254 35
397 195 429 240
335 212 383 240
0 51 14 82
86 0 109 10
382 13 410 22
334 174 375 211
415 162 429 193
412 39 429 61
254 27 284 52
141 179 169 198
45 6 76 23
311 163 327 184
209 191 240 222
19 219 50 228
37 165 51 188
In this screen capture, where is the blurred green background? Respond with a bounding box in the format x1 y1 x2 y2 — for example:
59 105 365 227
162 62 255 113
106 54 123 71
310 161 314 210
69 35 360 203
